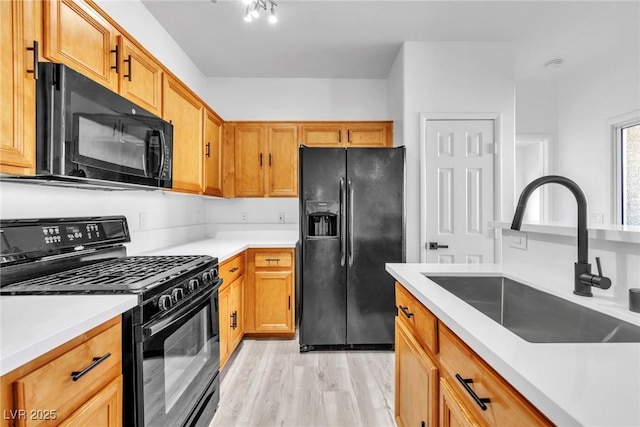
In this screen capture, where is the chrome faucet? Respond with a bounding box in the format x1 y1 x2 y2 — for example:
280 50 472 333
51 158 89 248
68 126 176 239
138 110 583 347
510 175 611 297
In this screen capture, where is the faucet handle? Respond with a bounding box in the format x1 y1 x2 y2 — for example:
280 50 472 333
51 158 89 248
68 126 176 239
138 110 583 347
596 257 603 277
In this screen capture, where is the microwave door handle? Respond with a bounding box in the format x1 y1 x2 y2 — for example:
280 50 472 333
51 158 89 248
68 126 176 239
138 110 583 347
157 130 166 177
142 144 149 177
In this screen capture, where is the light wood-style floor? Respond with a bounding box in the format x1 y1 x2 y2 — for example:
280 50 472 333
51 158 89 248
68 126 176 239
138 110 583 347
210 337 396 427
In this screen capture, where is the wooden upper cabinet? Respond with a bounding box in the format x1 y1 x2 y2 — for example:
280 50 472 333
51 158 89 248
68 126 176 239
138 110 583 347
299 124 343 147
118 36 162 116
162 75 203 194
300 122 393 148
347 122 392 147
234 125 265 197
43 0 119 92
0 0 38 175
203 109 223 197
266 125 298 197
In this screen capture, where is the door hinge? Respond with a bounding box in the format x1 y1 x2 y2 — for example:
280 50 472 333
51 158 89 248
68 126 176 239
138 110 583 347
488 142 498 154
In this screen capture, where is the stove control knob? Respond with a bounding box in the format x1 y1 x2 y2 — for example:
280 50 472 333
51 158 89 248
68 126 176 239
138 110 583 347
209 267 218 279
203 272 211 282
158 295 173 311
188 279 200 292
171 288 184 303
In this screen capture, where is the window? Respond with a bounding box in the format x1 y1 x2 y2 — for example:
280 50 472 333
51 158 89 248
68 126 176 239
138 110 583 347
618 121 640 225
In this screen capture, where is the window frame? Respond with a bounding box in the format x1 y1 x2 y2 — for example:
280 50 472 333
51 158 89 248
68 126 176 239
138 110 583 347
611 111 640 225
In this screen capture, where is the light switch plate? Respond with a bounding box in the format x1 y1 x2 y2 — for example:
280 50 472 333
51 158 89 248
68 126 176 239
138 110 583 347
509 231 527 250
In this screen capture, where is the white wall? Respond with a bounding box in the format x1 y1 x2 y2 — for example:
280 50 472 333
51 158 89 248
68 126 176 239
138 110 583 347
554 46 640 227
0 183 207 255
203 78 388 121
399 41 516 262
515 80 558 136
502 231 640 311
387 46 405 147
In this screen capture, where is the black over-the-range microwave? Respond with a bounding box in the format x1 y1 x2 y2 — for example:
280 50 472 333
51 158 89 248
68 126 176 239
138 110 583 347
33 62 173 189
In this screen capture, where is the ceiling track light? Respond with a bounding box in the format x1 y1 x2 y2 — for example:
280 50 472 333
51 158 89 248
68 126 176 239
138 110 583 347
242 0 278 24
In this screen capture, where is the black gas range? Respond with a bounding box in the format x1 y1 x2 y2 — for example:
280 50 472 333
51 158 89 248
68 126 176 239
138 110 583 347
0 216 221 427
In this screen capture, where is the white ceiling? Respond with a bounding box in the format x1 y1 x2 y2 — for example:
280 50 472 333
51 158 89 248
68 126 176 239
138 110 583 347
141 0 640 80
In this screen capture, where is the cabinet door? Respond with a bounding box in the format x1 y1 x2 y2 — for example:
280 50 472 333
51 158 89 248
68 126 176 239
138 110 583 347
59 376 123 427
0 0 37 175
299 124 344 147
229 276 244 350
43 0 118 92
346 122 392 147
254 271 293 333
234 125 265 197
219 285 231 368
162 75 203 194
118 36 162 116
395 318 438 427
439 378 483 427
203 110 223 197
267 125 298 197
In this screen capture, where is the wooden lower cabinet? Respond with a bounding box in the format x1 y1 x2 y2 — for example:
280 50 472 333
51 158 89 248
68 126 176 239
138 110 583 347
439 377 483 427
394 282 552 427
395 318 438 427
219 252 245 368
59 376 122 427
245 248 295 335
0 317 122 427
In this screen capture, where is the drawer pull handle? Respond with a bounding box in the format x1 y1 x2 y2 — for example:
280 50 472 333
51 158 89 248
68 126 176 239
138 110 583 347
229 267 239 273
455 374 491 411
71 353 111 382
398 305 414 319
265 258 281 262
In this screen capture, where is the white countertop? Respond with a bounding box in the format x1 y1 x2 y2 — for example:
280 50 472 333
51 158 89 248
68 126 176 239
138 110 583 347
386 263 640 427
489 220 640 244
0 295 138 376
143 230 299 261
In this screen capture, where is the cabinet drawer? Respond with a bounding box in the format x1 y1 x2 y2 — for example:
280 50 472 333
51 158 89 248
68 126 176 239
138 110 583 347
395 282 438 354
254 251 292 268
220 252 245 288
438 324 551 427
14 323 121 427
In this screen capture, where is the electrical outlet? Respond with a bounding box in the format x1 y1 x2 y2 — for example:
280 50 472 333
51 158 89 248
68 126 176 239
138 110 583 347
509 231 527 250
591 213 604 224
139 212 148 230
278 212 285 223
241 212 248 223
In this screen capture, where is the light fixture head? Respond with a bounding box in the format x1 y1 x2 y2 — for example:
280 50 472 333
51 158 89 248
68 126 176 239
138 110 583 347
268 4 277 23
244 5 253 22
241 0 278 23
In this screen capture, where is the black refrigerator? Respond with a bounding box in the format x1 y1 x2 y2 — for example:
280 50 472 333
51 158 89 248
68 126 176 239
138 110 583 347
299 146 405 351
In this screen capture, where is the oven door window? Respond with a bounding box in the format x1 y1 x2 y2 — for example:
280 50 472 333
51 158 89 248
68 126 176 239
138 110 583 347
142 290 219 426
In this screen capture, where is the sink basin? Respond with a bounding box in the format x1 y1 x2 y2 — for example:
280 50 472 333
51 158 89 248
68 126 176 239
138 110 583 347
424 275 640 343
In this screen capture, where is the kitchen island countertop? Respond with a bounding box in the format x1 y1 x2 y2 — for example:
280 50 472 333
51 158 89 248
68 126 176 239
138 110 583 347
386 262 640 427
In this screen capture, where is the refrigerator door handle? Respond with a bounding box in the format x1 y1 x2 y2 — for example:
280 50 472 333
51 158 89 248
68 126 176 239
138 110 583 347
348 178 354 267
340 177 346 266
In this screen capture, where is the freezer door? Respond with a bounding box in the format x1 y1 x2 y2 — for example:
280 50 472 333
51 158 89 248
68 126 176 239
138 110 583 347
299 147 347 347
346 147 405 345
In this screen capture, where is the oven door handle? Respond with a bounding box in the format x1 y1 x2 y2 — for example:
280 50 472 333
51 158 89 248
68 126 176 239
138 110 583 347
144 281 220 338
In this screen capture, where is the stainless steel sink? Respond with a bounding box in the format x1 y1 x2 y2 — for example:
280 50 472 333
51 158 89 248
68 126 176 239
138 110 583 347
424 275 640 343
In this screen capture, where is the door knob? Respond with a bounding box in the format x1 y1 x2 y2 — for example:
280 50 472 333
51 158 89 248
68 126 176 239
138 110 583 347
428 242 449 250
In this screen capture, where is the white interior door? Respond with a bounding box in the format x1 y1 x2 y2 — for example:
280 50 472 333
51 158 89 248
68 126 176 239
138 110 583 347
423 120 495 263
